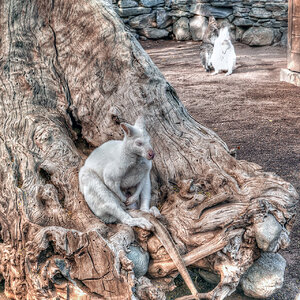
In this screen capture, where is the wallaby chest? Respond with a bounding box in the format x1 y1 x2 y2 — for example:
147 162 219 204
121 159 149 189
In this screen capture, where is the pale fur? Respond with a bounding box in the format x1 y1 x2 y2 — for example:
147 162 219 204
79 116 159 230
199 16 218 72
210 27 236 76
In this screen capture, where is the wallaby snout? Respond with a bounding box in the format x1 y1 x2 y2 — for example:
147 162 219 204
147 150 155 160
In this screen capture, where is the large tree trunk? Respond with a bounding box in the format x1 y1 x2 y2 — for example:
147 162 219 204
0 0 298 299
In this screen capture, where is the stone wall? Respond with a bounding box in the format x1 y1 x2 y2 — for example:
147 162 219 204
112 0 288 46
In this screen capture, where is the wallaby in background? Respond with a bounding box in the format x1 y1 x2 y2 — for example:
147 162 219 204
199 16 219 72
210 26 236 76
79 116 159 230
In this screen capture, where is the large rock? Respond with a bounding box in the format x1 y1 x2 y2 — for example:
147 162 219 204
189 16 207 41
118 0 138 8
254 214 282 252
242 27 274 46
241 253 286 299
156 8 173 28
115 7 152 17
250 7 272 19
140 0 164 8
138 27 169 39
173 17 191 40
128 12 156 29
190 4 233 18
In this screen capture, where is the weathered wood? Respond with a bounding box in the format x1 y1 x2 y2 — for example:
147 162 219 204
0 0 298 299
288 0 300 71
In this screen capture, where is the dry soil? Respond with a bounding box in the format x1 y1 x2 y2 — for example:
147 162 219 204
141 40 300 300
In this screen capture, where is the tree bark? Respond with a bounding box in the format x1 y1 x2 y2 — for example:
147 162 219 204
0 0 298 299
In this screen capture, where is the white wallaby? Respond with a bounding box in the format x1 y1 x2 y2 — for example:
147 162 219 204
79 116 159 230
210 27 236 76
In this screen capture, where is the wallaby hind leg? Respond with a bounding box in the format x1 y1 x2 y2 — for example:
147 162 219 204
79 168 153 230
140 174 161 218
225 69 233 76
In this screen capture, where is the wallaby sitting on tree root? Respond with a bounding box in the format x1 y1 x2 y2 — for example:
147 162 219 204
80 117 200 298
79 116 160 230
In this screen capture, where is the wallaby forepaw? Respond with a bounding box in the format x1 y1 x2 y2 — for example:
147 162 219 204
126 195 139 206
125 217 153 231
135 217 153 231
149 206 161 218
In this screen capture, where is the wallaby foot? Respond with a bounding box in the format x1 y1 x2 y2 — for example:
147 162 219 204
211 71 219 76
124 216 153 231
225 70 233 76
149 206 161 218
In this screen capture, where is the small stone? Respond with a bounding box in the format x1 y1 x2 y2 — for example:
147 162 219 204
170 10 192 17
234 7 250 13
235 26 245 41
128 12 156 29
273 29 282 43
139 27 169 39
139 35 148 41
210 1 234 7
171 0 190 11
280 30 287 46
254 214 282 251
227 14 235 22
210 6 233 18
126 245 149 278
242 27 274 46
190 4 233 18
189 3 211 16
198 269 220 284
233 17 255 27
280 69 300 87
140 0 164 8
265 3 288 12
115 7 152 17
189 16 208 41
118 0 138 8
173 17 191 40
273 10 288 20
250 7 272 19
241 253 286 298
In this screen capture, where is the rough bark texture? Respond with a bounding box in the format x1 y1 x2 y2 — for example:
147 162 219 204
0 0 298 299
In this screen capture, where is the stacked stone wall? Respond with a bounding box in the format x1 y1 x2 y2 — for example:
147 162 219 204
112 0 288 46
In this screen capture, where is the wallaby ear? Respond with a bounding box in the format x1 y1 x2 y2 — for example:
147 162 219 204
134 115 146 130
120 123 136 137
209 16 216 24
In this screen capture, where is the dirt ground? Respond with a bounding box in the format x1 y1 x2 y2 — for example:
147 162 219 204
141 40 300 300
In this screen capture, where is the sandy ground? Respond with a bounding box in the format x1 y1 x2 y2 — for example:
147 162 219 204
141 40 300 300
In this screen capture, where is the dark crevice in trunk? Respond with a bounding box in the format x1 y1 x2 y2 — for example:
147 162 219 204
66 107 95 154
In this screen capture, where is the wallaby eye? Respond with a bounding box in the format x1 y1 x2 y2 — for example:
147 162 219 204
136 141 143 147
